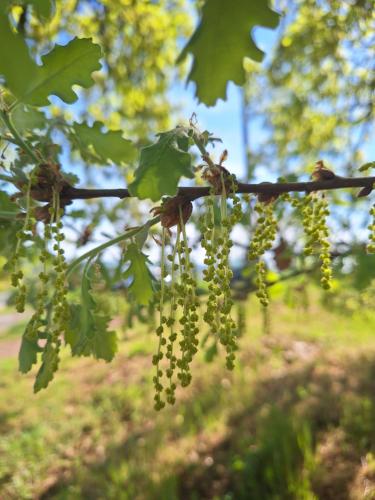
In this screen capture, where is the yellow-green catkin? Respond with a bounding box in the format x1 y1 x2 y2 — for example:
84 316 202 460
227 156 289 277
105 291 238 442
300 193 332 290
201 175 242 369
367 204 375 253
153 227 167 411
218 174 242 369
201 189 217 332
255 260 269 307
50 189 70 340
164 230 180 405
175 207 199 387
10 179 34 313
248 199 278 307
25 222 51 340
248 201 277 259
153 217 199 409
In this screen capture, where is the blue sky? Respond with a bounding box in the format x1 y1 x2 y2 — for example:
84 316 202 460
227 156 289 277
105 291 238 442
168 26 281 181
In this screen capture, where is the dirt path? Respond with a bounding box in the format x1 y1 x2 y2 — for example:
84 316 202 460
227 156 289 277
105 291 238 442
0 312 26 359
0 313 24 333
0 338 20 359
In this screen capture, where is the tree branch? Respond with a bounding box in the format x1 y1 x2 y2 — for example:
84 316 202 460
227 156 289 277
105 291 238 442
61 175 375 202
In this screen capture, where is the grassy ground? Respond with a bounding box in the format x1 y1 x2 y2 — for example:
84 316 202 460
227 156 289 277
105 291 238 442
1 287 375 499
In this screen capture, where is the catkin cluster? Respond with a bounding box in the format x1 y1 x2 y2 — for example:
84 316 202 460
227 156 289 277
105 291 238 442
163 231 180 405
299 193 332 290
10 180 33 313
152 228 168 411
367 204 375 254
175 225 199 386
12 183 69 351
49 191 70 341
152 212 199 410
248 199 278 307
25 222 51 340
201 174 242 369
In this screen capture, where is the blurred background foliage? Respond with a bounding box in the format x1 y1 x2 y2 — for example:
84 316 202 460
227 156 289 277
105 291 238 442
26 0 192 139
241 0 374 180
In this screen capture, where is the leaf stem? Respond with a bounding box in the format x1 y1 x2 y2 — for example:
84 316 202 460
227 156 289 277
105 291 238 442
191 130 216 169
66 216 160 277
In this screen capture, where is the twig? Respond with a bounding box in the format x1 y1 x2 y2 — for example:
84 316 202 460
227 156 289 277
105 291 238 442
60 175 375 203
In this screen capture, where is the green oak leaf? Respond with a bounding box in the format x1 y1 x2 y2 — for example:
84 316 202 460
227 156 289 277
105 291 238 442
18 336 41 373
67 305 118 362
178 0 280 106
123 242 154 305
0 12 38 98
0 20 101 106
66 262 118 362
72 121 137 165
34 339 60 393
11 105 46 133
129 127 193 201
23 37 102 106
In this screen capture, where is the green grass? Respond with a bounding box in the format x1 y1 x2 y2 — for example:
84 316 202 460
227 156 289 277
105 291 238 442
1 287 375 499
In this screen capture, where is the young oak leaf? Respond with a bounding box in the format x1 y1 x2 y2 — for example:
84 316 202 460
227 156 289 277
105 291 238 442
178 0 280 106
66 262 118 362
34 339 60 393
18 336 42 373
67 307 118 362
72 121 137 165
128 127 193 201
123 242 154 305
